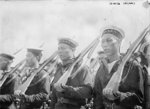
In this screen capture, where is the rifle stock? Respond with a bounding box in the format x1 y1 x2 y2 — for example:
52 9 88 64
0 59 25 87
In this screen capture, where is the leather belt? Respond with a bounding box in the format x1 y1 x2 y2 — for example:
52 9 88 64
57 97 79 106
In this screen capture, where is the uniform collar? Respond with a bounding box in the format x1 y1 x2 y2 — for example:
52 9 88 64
106 54 123 63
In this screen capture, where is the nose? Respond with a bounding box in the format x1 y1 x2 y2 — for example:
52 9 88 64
101 41 108 49
58 50 65 57
58 50 63 55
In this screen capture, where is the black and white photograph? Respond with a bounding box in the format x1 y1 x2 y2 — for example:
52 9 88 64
0 0 150 109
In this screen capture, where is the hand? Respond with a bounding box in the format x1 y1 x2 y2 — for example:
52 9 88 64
103 88 116 100
103 88 113 96
134 105 143 109
61 84 69 89
54 83 64 92
118 92 132 101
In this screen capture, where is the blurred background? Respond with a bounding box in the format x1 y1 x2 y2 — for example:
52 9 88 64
0 0 149 66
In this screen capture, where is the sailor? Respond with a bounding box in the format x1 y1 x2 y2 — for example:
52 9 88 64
15 48 50 109
50 38 92 109
93 26 145 109
0 53 17 109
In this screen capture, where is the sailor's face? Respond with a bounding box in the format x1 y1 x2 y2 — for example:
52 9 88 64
26 52 37 66
58 43 74 61
0 57 12 70
101 34 120 57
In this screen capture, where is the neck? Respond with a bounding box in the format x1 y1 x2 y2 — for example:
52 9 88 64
107 53 120 63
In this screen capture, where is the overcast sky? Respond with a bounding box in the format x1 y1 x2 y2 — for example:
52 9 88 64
0 0 149 65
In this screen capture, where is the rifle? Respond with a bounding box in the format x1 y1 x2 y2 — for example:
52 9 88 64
29 56 58 87
0 46 26 87
5 42 45 85
13 48 23 56
16 51 57 94
103 24 150 100
54 35 101 91
70 35 100 79
0 59 25 88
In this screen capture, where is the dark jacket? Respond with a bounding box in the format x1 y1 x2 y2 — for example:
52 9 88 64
93 59 145 109
20 70 50 109
0 73 18 109
50 61 92 109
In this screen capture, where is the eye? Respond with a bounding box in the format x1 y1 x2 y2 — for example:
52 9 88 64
58 47 61 50
58 47 64 51
101 39 106 44
106 38 112 42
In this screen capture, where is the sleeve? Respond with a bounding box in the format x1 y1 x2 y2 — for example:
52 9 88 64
23 71 50 104
0 94 14 103
117 61 145 108
1 74 19 94
61 66 93 99
23 93 49 103
93 68 104 109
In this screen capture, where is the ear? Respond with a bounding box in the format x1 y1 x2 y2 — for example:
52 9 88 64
36 54 42 62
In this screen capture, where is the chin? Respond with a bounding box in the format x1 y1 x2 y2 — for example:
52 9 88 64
105 52 111 57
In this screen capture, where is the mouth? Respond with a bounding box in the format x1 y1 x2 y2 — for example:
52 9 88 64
59 54 64 57
59 54 66 59
104 49 110 53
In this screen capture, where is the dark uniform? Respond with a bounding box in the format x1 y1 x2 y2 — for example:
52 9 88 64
0 74 18 94
93 59 145 109
139 42 150 109
18 48 50 109
93 26 145 109
0 74 18 109
0 53 17 109
50 59 92 109
19 69 50 109
50 38 92 109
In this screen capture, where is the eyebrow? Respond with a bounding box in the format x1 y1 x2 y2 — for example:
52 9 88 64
102 37 113 41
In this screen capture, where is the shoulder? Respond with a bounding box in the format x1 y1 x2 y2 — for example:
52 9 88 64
124 59 143 78
75 65 90 80
125 58 141 69
77 65 89 74
80 65 89 72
